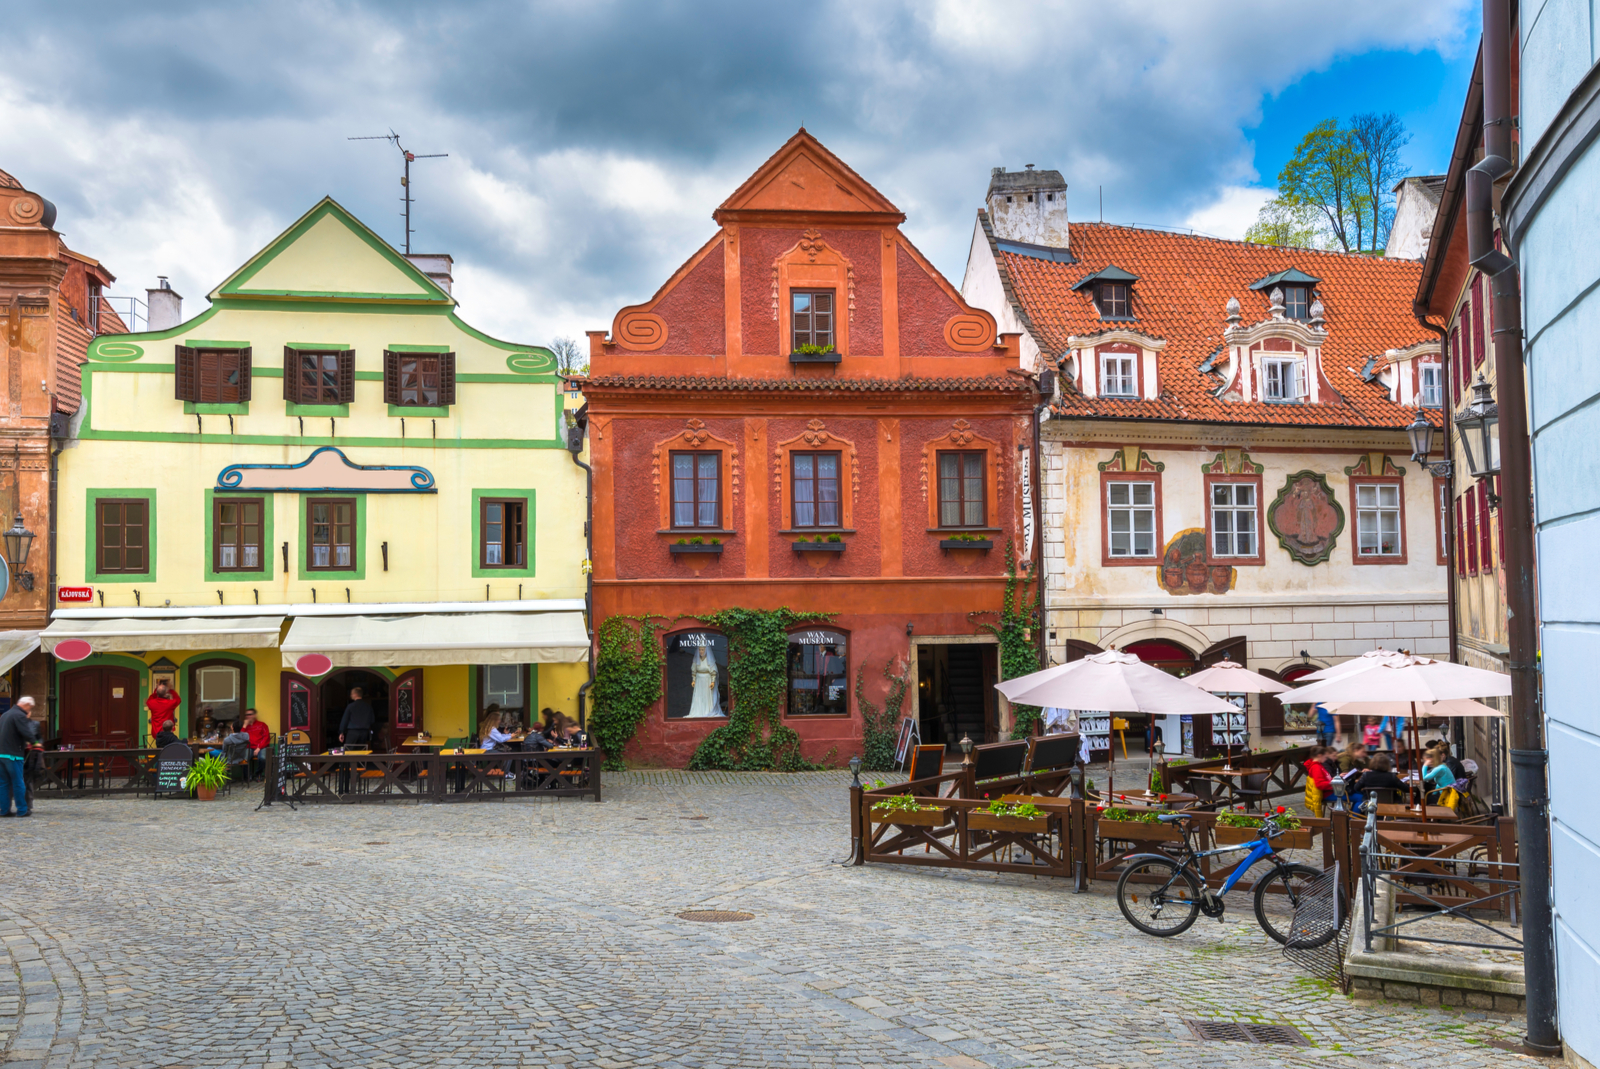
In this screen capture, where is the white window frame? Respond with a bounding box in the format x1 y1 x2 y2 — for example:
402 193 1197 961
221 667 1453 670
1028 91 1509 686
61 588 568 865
1262 357 1307 401
1100 352 1137 398
1106 480 1156 558
1210 482 1258 558
1356 483 1403 557
1419 364 1443 408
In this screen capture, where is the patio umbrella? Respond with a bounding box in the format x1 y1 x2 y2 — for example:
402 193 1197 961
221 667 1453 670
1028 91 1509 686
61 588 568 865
1182 660 1293 694
1281 657 1511 822
1299 648 1404 681
1323 698 1507 719
996 650 1237 714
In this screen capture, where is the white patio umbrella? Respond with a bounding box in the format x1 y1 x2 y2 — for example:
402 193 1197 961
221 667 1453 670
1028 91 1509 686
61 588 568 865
1183 660 1293 695
997 650 1237 714
1323 698 1507 719
1299 648 1405 681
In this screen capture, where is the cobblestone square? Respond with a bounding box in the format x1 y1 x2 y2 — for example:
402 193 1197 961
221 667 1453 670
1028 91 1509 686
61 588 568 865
1 773 1537 1068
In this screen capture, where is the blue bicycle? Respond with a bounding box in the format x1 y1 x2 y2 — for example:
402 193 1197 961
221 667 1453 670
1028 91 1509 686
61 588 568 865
1114 812 1331 945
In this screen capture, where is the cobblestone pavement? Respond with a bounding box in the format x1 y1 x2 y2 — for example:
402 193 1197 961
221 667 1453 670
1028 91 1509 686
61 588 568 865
0 771 1539 1069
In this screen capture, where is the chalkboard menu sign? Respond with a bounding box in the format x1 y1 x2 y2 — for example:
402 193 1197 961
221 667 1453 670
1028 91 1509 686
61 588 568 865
156 742 193 796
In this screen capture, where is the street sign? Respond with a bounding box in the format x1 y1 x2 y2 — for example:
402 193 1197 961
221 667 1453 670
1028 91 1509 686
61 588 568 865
295 653 333 677
57 586 94 603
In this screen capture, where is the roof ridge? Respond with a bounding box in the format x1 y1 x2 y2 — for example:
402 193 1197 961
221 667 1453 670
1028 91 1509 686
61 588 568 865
1070 221 1423 266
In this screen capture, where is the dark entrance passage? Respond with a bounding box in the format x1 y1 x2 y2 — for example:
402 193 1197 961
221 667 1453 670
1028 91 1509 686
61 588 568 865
916 643 998 746
318 670 390 751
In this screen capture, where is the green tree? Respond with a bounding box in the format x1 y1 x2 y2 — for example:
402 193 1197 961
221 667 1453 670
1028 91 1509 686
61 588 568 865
550 336 588 377
1245 197 1325 249
1348 111 1411 251
1276 119 1367 253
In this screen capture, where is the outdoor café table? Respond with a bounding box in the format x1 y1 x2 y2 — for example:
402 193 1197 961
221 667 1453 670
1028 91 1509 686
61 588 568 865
402 736 447 752
1375 803 1457 821
1187 767 1261 806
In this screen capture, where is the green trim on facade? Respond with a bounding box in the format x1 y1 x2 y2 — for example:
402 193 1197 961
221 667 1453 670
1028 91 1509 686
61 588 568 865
184 402 251 415
295 493 368 581
204 488 276 582
389 405 452 418
285 402 350 417
287 342 353 351
85 488 157 584
184 339 252 348
470 489 539 579
385 343 452 352
181 651 258 737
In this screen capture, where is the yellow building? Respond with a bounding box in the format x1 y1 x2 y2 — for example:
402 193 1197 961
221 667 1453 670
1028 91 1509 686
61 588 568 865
43 198 590 749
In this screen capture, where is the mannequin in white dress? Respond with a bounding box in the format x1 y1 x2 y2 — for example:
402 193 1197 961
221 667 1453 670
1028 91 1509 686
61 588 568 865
685 646 723 718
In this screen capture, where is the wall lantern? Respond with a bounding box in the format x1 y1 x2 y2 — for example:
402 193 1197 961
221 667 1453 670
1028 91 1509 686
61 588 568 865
2 513 35 591
1455 374 1502 484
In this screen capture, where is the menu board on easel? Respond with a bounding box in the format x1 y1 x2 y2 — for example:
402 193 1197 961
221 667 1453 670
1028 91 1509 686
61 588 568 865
155 742 193 797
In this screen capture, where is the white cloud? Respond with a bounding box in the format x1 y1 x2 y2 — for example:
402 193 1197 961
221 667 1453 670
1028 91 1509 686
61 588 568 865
1183 186 1276 241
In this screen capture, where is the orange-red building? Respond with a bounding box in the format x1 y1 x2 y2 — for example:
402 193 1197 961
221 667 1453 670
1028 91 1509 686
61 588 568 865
579 132 1043 767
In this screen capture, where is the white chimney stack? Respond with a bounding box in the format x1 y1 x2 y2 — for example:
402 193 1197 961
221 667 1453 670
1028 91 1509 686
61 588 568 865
146 277 183 331
986 165 1069 248
405 253 453 296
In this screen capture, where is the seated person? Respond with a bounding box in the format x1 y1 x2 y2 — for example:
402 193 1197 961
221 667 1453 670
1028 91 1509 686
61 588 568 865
479 709 514 752
1352 752 1409 806
154 719 181 750
1430 739 1468 782
1337 744 1369 775
1420 748 1456 801
242 708 271 777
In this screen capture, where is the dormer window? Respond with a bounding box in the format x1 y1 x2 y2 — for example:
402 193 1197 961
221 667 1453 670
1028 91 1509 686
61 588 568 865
1282 286 1309 320
1100 352 1137 397
1250 268 1321 321
1262 357 1307 401
1098 283 1130 318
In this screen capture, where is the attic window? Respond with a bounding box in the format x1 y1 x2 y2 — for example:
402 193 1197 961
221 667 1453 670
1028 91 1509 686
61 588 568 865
1098 284 1130 318
1263 357 1307 402
1046 193 1054 201
1027 195 1034 202
1283 286 1310 320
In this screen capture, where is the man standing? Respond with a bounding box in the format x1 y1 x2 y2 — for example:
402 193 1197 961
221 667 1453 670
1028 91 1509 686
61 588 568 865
145 680 181 741
338 686 375 749
0 696 40 817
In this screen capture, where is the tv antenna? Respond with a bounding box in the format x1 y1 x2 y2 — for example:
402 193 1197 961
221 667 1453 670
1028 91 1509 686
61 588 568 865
349 130 448 254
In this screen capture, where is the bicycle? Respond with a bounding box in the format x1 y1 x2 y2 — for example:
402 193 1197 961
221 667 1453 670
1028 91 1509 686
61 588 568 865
1114 810 1333 946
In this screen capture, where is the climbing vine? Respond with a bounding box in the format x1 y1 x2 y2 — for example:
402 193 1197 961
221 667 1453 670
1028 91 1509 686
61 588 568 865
590 614 665 771
688 607 832 772
854 656 911 772
971 540 1042 740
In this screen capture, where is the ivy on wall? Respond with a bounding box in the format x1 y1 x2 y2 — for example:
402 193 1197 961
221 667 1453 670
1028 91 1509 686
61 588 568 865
971 540 1043 740
854 656 910 772
590 615 665 771
688 607 833 772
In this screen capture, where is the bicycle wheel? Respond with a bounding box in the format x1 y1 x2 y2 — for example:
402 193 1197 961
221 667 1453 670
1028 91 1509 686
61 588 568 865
1117 858 1201 937
1253 863 1330 946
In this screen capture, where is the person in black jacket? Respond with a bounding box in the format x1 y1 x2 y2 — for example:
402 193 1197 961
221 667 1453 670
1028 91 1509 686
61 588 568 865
153 719 181 750
1352 752 1410 807
0 697 40 817
338 687 376 748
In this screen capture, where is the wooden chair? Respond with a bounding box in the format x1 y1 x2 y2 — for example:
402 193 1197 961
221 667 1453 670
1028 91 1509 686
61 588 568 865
1233 771 1271 811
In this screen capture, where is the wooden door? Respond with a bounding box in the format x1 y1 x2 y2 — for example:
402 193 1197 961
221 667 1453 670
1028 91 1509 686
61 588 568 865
61 667 139 746
280 672 319 751
389 670 423 750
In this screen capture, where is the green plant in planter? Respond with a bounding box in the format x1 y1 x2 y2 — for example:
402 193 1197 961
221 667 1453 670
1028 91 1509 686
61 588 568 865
1217 808 1302 831
676 538 687 545
984 800 1043 818
873 793 938 814
185 754 231 794
690 536 704 545
710 538 721 545
826 533 842 543
1099 806 1163 825
794 343 836 356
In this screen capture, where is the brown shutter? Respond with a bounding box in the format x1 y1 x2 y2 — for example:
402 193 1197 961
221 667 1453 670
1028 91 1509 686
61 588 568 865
438 352 456 406
237 346 252 402
338 350 356 403
283 346 299 403
174 345 198 401
1258 671 1286 734
383 350 401 405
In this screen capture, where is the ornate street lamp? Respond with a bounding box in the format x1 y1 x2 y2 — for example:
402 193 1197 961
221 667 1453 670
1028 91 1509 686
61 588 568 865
1406 412 1447 474
2 513 35 592
848 754 862 789
1456 374 1502 486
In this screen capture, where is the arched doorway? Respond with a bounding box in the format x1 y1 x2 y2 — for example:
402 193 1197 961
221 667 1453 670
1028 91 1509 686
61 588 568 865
317 669 391 751
1122 639 1197 755
60 665 140 747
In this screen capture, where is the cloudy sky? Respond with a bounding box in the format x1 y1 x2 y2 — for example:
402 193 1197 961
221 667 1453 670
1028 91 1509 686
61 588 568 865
3 0 1477 346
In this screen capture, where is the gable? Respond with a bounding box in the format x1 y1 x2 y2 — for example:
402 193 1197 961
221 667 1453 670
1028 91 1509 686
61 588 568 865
213 199 450 303
717 129 900 218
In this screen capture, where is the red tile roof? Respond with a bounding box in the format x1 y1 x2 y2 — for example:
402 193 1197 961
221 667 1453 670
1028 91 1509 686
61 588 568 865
998 222 1440 428
580 374 1029 394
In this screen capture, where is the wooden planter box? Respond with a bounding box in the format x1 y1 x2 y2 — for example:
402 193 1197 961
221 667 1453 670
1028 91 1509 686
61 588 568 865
968 811 1049 834
939 539 993 553
1214 825 1313 850
669 543 724 556
871 804 950 827
792 541 846 554
1096 819 1183 843
788 350 842 364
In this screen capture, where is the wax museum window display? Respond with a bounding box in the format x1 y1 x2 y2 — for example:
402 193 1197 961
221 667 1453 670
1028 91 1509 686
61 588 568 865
787 629 848 716
666 631 729 719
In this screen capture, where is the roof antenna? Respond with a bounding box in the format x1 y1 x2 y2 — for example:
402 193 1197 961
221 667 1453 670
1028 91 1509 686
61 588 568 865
349 130 448 255
1099 185 1103 223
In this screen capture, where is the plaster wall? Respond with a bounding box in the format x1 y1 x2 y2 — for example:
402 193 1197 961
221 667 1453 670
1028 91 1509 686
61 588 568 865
959 216 1043 372
1385 182 1438 261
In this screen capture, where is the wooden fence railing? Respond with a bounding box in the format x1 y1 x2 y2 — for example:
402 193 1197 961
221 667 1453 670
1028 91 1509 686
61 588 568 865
264 749 603 805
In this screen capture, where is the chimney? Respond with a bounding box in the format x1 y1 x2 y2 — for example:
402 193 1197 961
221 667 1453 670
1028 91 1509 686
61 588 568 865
986 165 1069 248
146 277 183 331
405 253 453 296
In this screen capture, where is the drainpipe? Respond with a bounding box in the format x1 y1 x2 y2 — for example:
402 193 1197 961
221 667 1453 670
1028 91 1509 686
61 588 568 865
46 423 62 735
1470 0 1560 1053
566 407 595 732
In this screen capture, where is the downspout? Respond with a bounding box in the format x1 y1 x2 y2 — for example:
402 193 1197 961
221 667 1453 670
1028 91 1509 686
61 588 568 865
566 406 595 732
47 422 61 735
1470 0 1560 1054
1411 312 1457 669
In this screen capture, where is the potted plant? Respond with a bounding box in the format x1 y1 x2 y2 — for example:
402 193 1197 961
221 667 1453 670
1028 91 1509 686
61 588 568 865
788 343 842 365
869 792 951 828
1095 805 1183 843
792 534 846 554
669 536 724 556
1213 806 1311 849
185 754 231 801
967 798 1049 834
937 533 995 553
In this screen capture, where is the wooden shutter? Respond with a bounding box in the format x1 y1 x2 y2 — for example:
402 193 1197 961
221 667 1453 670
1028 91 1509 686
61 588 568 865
1257 669 1285 734
1470 276 1486 370
383 350 401 405
174 345 198 401
438 352 456 406
1197 636 1247 670
236 346 252 402
1478 484 1493 570
338 350 356 403
283 346 300 403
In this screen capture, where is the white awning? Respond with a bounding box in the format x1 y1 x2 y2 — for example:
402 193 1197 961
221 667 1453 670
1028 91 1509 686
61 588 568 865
279 612 590 668
0 631 41 675
40 617 285 654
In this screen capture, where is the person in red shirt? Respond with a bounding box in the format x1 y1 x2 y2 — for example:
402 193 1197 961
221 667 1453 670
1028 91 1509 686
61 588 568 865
145 681 181 740
241 708 270 778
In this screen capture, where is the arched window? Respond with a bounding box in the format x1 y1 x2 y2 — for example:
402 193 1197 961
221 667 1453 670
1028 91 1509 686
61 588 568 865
666 631 729 719
787 629 849 717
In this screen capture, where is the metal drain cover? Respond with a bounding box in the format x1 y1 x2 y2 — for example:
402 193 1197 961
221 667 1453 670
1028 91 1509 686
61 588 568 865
1185 1021 1308 1046
676 910 754 923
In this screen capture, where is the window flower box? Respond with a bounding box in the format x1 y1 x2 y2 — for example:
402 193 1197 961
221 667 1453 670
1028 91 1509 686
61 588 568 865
669 542 724 556
939 538 993 554
967 810 1049 834
1095 818 1183 843
1213 824 1313 851
870 803 951 828
792 539 846 554
788 349 842 365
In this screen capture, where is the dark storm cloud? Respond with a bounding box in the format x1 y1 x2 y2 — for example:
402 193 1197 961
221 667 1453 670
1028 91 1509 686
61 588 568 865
0 0 1468 344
